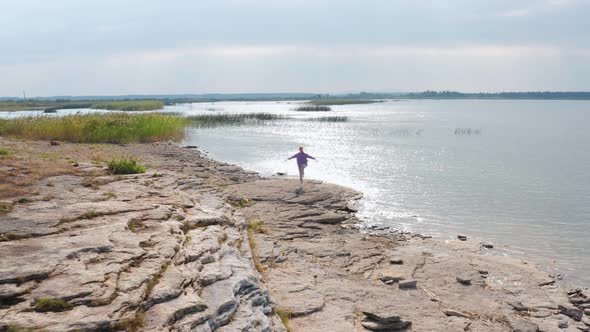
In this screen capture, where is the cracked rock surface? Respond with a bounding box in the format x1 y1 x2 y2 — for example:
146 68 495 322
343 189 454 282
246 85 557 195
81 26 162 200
231 178 588 332
1 140 588 332
0 142 277 332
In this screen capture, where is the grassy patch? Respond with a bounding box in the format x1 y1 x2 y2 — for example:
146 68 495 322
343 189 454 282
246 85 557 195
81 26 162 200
0 232 32 242
308 98 381 105
91 100 164 111
247 218 266 273
127 218 143 233
187 113 286 128
248 218 267 234
0 146 76 200
228 195 254 208
217 232 228 245
180 220 207 234
15 197 32 204
115 311 145 332
293 105 331 112
0 148 9 155
103 191 117 199
58 209 101 224
0 201 13 215
6 324 40 332
275 308 294 332
0 113 188 143
144 262 170 297
33 297 73 312
107 158 146 174
82 177 111 189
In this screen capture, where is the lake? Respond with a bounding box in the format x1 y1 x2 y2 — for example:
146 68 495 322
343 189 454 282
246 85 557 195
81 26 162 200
179 99 590 287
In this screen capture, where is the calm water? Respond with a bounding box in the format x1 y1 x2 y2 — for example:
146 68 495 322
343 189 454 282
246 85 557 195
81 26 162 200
2 100 589 286
179 100 590 287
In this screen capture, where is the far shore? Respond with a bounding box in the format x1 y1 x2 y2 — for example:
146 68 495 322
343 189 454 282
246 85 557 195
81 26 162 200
0 138 589 331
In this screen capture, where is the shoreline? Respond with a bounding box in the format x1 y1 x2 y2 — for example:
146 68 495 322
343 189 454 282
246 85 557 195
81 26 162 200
196 148 573 290
0 139 588 331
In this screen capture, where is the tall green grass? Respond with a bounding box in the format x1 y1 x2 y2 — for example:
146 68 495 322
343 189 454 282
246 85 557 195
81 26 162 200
293 105 332 112
0 113 188 143
91 100 164 111
187 113 286 128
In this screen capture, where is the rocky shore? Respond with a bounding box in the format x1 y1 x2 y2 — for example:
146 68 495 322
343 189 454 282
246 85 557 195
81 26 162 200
0 139 589 331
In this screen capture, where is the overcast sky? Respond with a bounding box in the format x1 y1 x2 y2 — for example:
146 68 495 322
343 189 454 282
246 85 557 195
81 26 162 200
1 0 589 96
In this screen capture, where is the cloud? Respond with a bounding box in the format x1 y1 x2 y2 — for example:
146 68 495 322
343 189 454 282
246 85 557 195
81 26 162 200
105 44 564 67
1 0 589 95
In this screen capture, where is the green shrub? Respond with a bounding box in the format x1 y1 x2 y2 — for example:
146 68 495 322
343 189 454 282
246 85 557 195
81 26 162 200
33 297 73 312
0 148 9 155
107 158 146 174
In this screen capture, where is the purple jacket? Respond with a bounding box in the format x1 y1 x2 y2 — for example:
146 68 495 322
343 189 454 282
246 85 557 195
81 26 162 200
288 152 316 165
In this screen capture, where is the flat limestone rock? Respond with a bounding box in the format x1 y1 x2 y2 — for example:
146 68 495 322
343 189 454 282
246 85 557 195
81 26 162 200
456 276 472 285
509 318 539 332
398 279 417 289
389 258 404 265
361 319 411 331
559 304 584 321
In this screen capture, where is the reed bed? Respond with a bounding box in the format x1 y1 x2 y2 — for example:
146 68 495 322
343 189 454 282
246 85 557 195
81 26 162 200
0 113 188 143
293 105 332 112
306 116 349 122
307 99 380 105
187 113 287 128
91 100 164 111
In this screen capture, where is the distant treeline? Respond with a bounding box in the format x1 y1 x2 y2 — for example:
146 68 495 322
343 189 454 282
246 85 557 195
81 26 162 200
2 91 590 110
402 91 590 100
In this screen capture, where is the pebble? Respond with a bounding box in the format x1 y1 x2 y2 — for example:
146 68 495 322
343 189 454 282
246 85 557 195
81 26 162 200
360 312 411 331
508 301 529 312
389 258 403 265
585 309 590 315
380 275 404 285
583 316 590 327
558 320 568 328
399 279 417 289
538 279 555 287
456 276 472 285
50 140 61 146
457 235 467 241
481 242 494 249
